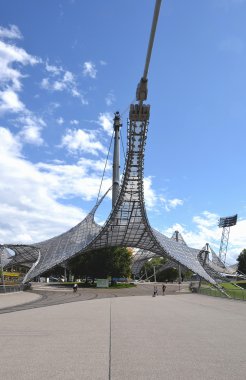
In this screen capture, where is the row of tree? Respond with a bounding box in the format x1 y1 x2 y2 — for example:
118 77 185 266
69 247 132 282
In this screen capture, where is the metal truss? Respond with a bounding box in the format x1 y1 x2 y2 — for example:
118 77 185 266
219 226 230 264
5 105 220 285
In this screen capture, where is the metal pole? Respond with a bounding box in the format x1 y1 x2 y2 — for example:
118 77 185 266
112 112 122 208
136 0 162 104
175 231 181 291
145 266 148 281
178 264 181 292
199 244 209 290
0 247 6 293
143 0 162 80
153 265 156 283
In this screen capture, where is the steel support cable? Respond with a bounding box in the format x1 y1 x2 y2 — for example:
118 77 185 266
120 129 126 161
96 131 114 204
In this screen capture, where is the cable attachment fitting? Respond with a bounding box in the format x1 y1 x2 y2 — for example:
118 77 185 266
136 77 148 101
113 111 122 131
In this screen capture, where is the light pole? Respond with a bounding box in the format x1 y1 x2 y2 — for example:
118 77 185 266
0 247 6 293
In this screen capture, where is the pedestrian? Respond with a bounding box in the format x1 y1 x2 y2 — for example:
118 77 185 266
73 283 78 293
162 284 166 295
153 285 158 297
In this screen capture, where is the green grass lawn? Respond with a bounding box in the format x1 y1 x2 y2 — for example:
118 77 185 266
200 282 246 300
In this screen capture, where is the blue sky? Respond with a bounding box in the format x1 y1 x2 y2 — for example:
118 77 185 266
0 0 245 263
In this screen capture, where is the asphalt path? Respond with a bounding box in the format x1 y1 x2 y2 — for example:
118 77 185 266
0 282 188 314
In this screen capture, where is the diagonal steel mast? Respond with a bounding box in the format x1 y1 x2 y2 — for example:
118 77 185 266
136 0 162 105
112 0 162 208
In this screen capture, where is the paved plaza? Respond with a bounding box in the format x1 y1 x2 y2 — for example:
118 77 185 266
0 291 246 380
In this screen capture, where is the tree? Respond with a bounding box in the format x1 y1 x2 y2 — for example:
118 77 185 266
140 257 167 281
237 249 246 274
69 247 132 281
156 267 178 282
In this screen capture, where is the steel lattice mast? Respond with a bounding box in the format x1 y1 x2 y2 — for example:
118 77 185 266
218 214 238 264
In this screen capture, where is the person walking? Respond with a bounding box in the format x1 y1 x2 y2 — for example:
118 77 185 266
153 285 158 297
162 284 166 295
73 283 78 293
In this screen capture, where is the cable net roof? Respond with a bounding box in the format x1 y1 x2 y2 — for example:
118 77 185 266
3 103 221 286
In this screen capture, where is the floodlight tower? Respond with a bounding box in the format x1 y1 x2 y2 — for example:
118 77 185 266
218 214 237 264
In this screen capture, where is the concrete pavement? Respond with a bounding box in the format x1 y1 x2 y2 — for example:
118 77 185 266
0 293 246 379
0 291 41 309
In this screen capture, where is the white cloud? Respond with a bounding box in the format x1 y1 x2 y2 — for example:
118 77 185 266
45 62 62 75
61 128 107 155
163 211 246 264
97 112 113 136
0 89 24 114
100 60 107 66
70 119 79 125
0 127 110 243
0 25 22 40
41 68 88 105
0 127 22 157
159 195 184 212
17 115 45 145
56 117 64 125
83 61 97 79
144 177 157 209
105 91 115 106
0 39 39 92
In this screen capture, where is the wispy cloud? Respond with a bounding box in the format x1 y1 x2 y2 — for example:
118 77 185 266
17 114 46 145
83 61 97 78
70 119 79 125
45 61 62 75
100 60 107 66
105 91 115 106
0 25 22 40
0 35 39 93
97 112 113 136
56 117 64 125
61 128 107 156
41 67 88 104
0 25 46 145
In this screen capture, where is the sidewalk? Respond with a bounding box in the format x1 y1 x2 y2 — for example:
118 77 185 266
0 294 246 379
0 291 41 309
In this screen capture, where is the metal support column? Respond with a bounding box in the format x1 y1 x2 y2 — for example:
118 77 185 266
175 231 182 291
199 243 209 290
112 112 122 208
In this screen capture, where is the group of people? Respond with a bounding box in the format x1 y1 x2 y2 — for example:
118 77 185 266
153 284 166 297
